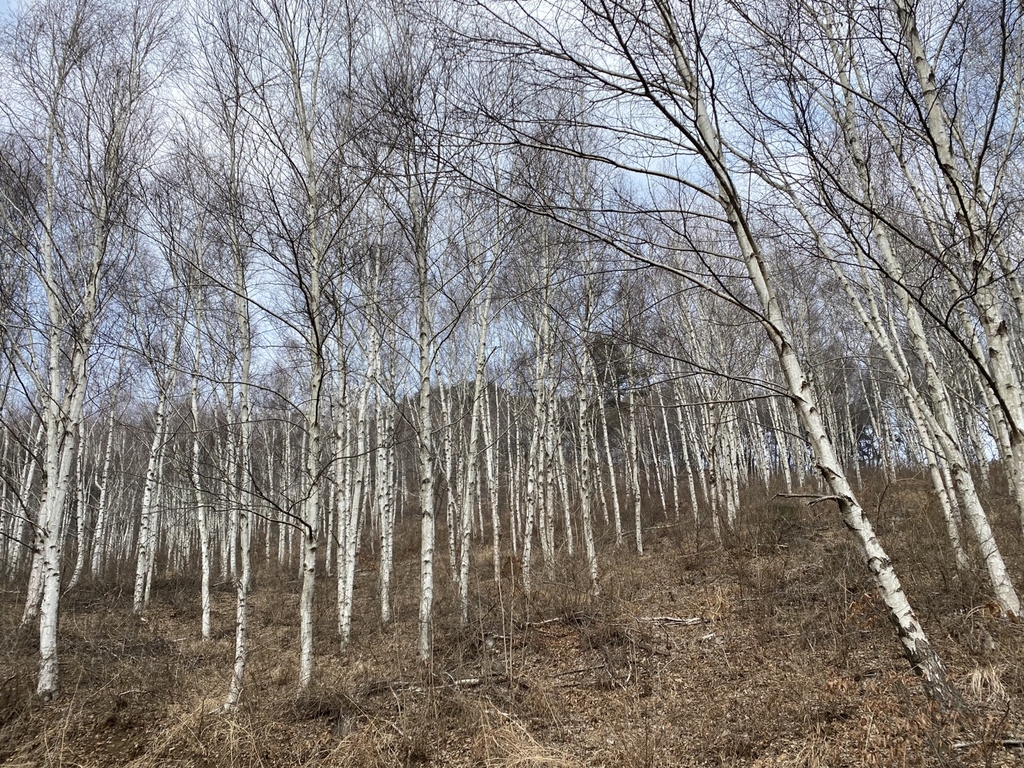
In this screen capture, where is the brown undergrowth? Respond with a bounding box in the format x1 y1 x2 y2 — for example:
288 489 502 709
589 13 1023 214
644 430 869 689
3 481 1024 766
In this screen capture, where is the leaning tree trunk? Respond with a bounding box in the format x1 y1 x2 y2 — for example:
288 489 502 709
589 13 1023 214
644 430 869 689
652 0 961 706
824 58 1020 615
893 0 1024 531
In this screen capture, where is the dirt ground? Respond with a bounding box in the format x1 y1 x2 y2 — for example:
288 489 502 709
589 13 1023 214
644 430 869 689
3 490 1024 766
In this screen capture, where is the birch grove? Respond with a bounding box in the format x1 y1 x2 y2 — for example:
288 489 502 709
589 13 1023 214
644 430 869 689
3 0 1024 710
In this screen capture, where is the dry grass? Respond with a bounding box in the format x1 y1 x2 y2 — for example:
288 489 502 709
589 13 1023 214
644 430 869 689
5 484 1024 766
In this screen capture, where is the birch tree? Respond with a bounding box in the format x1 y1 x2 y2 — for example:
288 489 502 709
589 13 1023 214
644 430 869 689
367 4 469 661
734 0 1021 613
234 0 365 686
130 267 185 615
0 0 171 697
475 0 962 706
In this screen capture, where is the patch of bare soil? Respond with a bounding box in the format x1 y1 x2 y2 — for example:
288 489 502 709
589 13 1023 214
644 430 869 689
3 496 1024 766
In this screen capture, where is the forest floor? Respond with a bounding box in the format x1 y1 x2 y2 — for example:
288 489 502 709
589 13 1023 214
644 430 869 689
4 484 1024 766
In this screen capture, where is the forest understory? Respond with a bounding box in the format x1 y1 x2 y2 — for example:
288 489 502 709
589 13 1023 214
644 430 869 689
3 479 1024 768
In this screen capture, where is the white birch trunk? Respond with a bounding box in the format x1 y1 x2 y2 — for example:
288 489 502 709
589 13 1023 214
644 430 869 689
627 386 644 554
482 384 501 583
458 279 493 625
340 344 376 649
335 366 353 640
191 358 212 641
299 372 323 687
589 412 610 526
224 191 254 709
767 396 793 493
36 235 102 696
416 333 435 662
840 378 863 490
89 412 115 578
67 420 88 590
825 56 1021 614
674 392 702 527
831 259 971 572
133 375 173 615
658 387 682 518
279 427 290 566
578 354 600 594
378 402 396 626
414 190 436 664
14 426 43 604
893 0 1024 527
597 387 623 545
645 406 668 518
437 381 460 586
521 396 542 594
654 0 960 704
507 397 520 557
